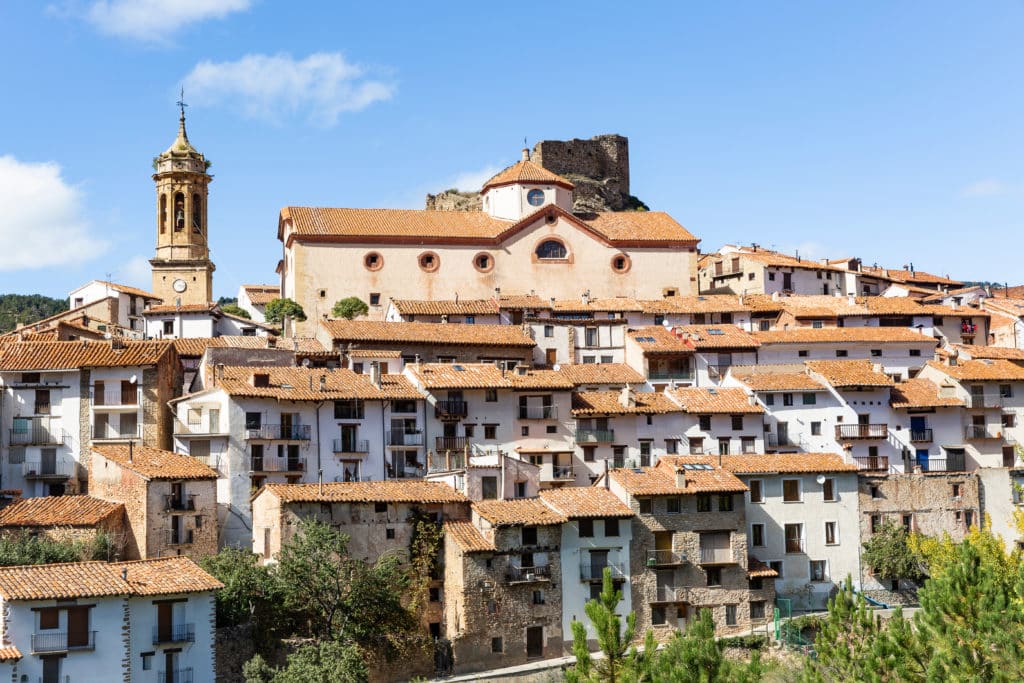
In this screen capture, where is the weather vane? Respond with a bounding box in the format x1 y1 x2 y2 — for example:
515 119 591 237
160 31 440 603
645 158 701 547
176 87 188 118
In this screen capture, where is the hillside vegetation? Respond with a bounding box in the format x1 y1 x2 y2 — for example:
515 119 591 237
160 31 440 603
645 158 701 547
0 294 68 333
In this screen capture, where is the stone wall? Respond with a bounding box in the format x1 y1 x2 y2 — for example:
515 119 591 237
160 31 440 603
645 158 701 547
425 190 482 212
215 623 257 683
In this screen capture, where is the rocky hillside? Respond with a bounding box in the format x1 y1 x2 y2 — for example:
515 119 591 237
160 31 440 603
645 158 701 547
426 134 649 213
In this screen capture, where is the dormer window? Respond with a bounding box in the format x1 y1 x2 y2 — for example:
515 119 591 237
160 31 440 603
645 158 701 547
535 240 567 260
253 373 270 388
527 189 545 206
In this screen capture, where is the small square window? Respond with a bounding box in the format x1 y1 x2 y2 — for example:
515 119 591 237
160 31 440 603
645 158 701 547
749 480 763 503
811 421 821 436
802 393 816 405
699 415 711 431
605 518 620 536
522 526 538 545
810 560 827 582
385 527 395 539
485 388 498 402
836 349 848 358
731 415 744 430
369 292 380 306
651 606 666 625
533 590 545 605
491 637 503 653
706 567 722 586
782 479 801 502
521 426 529 436
750 601 765 620
870 485 880 499
765 394 775 406
374 502 387 513
544 325 554 338
783 393 794 406
952 483 962 499
464 424 476 437
823 478 836 501
825 521 837 545
429 587 440 602
639 498 652 514
751 523 765 546
487 600 497 615
718 494 734 512
798 349 809 358
769 560 784 578
484 424 497 439
578 519 594 537
667 497 681 514
696 495 712 512
909 349 922 357
142 653 153 671
725 604 737 625
546 425 557 434
870 514 882 533
583 447 595 462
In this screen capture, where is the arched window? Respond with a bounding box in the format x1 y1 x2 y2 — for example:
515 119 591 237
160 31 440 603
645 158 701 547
535 239 567 260
160 194 167 233
173 192 185 232
192 194 202 233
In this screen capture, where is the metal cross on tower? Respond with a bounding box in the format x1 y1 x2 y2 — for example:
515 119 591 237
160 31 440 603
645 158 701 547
176 87 188 119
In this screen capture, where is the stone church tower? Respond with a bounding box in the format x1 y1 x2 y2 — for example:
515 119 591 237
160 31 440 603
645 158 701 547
150 106 215 306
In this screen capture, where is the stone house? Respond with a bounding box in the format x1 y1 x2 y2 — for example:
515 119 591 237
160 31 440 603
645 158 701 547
719 454 860 611
0 339 181 497
0 556 221 683
604 457 774 636
858 471 980 590
444 498 566 673
172 364 426 548
0 495 127 554
89 445 218 560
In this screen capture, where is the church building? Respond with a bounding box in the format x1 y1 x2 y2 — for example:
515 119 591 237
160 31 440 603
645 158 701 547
277 150 700 332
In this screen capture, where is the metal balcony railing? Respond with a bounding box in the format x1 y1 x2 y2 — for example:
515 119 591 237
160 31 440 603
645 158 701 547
698 548 736 564
853 455 889 471
909 429 933 443
434 400 468 419
387 430 424 446
785 538 806 554
391 465 426 479
92 388 138 406
648 370 692 381
153 623 195 645
332 438 369 454
164 494 197 512
505 564 552 583
91 424 142 440
646 549 685 566
435 436 469 452
167 529 194 546
31 630 96 653
519 405 558 419
9 422 65 445
967 396 1001 409
250 457 305 473
765 433 798 449
575 429 615 443
580 563 626 581
707 364 730 379
245 424 311 441
158 668 194 683
22 460 75 479
543 465 575 481
965 425 999 440
918 454 966 472
427 453 464 473
835 424 888 440
183 419 221 434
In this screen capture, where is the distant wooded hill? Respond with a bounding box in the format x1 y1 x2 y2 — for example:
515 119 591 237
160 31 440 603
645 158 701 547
0 294 68 333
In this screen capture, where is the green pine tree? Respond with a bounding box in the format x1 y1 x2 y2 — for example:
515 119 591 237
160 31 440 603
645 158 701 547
565 567 641 683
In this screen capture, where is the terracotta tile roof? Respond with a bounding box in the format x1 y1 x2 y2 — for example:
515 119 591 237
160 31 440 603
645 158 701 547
539 487 633 518
671 325 760 350
860 266 961 286
93 445 218 480
443 520 495 553
473 498 567 527
666 387 763 414
737 295 786 313
391 299 499 316
88 280 161 300
0 646 21 662
775 295 871 318
610 457 747 495
577 211 698 244
0 496 124 528
213 365 421 400
708 248 844 272
890 378 965 409
242 285 280 305
556 363 646 386
805 360 894 388
572 390 682 416
729 365 826 391
628 326 695 354
482 158 574 190
259 481 468 504
753 327 937 345
920 286 985 303
748 557 779 578
407 363 573 390
347 349 403 358
717 453 857 474
173 336 325 357
0 556 220 601
926 359 1024 382
638 295 751 315
143 303 218 314
862 297 982 317
553 297 642 313
321 319 535 348
954 344 1024 361
497 294 549 310
0 340 173 371
984 298 1024 318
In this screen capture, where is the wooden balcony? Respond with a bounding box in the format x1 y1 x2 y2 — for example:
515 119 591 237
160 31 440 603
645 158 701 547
646 549 685 567
835 424 888 440
434 400 468 420
909 429 933 443
853 455 889 471
698 548 737 565
245 424 311 441
505 564 552 584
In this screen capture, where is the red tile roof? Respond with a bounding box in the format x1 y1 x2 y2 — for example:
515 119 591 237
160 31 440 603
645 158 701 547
572 390 682 416
93 445 218 480
628 326 695 354
926 359 1024 382
666 387 763 414
483 158 574 190
753 327 937 345
671 325 760 350
729 365 826 391
0 496 124 527
805 360 894 388
443 520 495 553
717 453 857 474
391 299 500 316
0 340 173 371
539 487 633 518
407 363 573 390
890 378 965 409
320 319 535 347
242 285 280 305
609 458 747 495
258 481 468 504
213 365 422 400
556 363 645 386
473 498 567 526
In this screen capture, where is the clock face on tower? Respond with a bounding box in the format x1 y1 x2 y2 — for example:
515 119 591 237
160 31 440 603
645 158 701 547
172 279 188 293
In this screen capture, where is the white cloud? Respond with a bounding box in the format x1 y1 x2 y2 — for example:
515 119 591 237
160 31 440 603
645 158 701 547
183 52 394 126
445 165 503 193
83 0 251 42
0 156 108 272
116 255 153 290
960 178 1009 198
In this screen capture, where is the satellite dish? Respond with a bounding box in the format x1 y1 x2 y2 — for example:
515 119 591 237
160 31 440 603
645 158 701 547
302 358 311 367
552 364 561 371
661 319 672 328
129 375 137 384
816 474 826 485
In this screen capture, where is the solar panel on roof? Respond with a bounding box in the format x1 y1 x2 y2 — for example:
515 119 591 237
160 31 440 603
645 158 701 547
453 364 465 371
707 329 724 335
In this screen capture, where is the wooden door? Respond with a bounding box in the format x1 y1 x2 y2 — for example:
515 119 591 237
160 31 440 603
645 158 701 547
157 602 172 642
525 626 543 658
66 606 89 647
42 657 60 683
589 550 608 580
545 348 557 366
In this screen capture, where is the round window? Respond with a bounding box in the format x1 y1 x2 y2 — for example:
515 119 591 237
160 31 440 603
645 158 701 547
363 252 384 271
473 252 494 273
418 251 440 273
611 254 631 273
527 189 546 207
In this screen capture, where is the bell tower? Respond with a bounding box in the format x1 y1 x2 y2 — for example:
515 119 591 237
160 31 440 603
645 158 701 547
150 98 215 306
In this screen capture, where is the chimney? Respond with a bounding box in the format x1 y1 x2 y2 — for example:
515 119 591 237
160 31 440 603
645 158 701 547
675 468 687 489
319 375 326 391
581 290 591 306
521 148 530 161
847 294 856 307
440 314 448 324
549 297 556 308
771 291 780 301
121 567 128 581
369 361 382 389
128 441 134 463
494 287 501 297
455 292 459 304
618 384 636 408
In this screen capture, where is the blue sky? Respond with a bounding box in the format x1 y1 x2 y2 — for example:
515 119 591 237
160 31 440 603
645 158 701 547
2 1 1022 300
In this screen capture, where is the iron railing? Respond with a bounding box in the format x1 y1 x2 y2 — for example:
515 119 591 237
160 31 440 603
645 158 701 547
519 405 558 419
332 438 369 454
505 564 552 583
167 529 194 546
164 494 197 512
575 429 615 443
31 630 96 653
909 429 933 442
648 370 692 381
91 424 142 440
386 430 424 446
580 563 626 581
784 537 806 554
158 668 194 683
965 425 998 440
245 424 311 440
853 455 889 471
646 549 685 566
435 436 469 451
9 419 65 445
698 548 736 564
22 460 74 479
967 395 1001 409
545 465 575 481
250 457 305 473
152 623 195 645
835 424 888 439
434 400 468 419
92 388 139 406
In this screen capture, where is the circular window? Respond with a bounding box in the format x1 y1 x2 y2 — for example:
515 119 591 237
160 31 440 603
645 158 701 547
418 251 440 273
473 252 494 273
535 239 568 260
611 254 632 273
363 252 384 271
527 189 546 207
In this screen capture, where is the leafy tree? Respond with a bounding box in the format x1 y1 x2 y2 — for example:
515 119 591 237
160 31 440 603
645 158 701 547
861 520 925 584
565 567 641 683
0 293 68 333
199 547 287 646
331 297 369 320
244 642 368 683
0 531 119 566
221 303 252 319
264 298 307 325
908 515 1018 583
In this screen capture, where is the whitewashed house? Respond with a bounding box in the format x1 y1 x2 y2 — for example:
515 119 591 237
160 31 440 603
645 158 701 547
68 280 163 338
